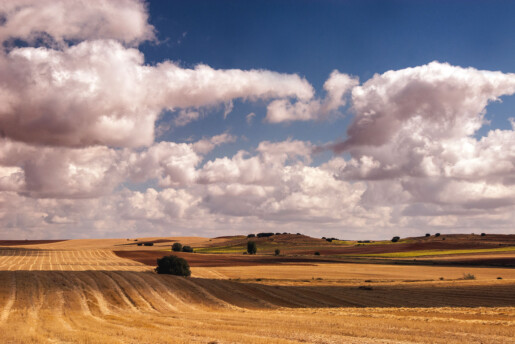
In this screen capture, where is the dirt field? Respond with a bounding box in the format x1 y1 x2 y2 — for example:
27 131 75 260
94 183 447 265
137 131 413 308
0 239 514 343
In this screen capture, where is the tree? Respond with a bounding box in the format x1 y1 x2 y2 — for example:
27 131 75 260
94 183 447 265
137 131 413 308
391 236 400 242
182 245 193 253
274 249 280 256
247 241 257 255
172 242 182 252
155 255 190 276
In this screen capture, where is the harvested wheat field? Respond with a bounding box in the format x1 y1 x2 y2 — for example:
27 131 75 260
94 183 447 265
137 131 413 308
0 240 514 343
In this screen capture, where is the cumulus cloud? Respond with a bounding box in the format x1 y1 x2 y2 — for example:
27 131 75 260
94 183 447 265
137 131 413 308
174 110 200 127
0 0 314 148
0 40 314 148
246 112 256 124
330 62 515 218
0 138 122 198
192 133 237 154
0 0 155 45
333 62 515 152
265 70 358 123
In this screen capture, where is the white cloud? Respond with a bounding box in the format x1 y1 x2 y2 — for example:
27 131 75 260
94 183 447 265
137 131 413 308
246 112 256 124
0 0 155 45
0 0 315 149
330 62 515 219
192 133 237 154
333 61 515 152
174 110 200 127
0 40 314 148
265 70 358 123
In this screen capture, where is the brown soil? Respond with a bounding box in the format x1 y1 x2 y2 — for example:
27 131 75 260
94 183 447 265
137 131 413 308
114 250 343 267
290 240 512 256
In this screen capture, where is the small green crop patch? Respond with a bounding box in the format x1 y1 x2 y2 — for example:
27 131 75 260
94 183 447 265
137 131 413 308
351 246 515 258
194 245 247 254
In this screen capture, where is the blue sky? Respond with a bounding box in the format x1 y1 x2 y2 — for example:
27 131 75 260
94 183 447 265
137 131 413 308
1 0 515 239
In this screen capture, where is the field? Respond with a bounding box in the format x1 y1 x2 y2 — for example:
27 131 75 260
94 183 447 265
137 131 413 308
0 236 514 343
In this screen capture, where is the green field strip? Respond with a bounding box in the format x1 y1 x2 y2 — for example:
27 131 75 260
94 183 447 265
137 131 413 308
349 246 515 258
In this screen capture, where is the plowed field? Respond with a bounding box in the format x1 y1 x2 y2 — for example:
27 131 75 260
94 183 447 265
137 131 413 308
0 243 514 343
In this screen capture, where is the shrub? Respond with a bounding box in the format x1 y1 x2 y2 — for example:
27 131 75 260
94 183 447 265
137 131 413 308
155 255 191 277
282 232 288 235
296 233 301 235
314 251 320 256
462 273 476 280
435 233 440 237
274 249 280 256
182 245 193 253
137 243 143 246
425 233 430 237
247 241 257 255
391 236 400 242
257 232 274 238
172 242 182 252
143 242 153 246
326 238 333 242
497 277 502 280
481 233 486 236
322 237 326 240
275 232 281 235
247 234 255 238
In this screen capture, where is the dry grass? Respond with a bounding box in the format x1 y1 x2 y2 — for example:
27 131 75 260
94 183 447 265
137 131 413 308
0 242 514 343
193 262 515 283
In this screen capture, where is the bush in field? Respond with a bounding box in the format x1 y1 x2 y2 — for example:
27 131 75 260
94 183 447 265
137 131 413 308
463 273 476 280
182 245 193 253
314 251 320 256
143 242 153 246
247 241 257 255
391 236 400 242
425 233 430 237
155 255 190 277
247 234 255 238
435 233 441 237
172 242 182 252
257 232 274 238
481 233 486 236
274 249 280 256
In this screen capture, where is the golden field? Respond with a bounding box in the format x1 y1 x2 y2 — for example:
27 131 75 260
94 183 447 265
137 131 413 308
0 238 514 343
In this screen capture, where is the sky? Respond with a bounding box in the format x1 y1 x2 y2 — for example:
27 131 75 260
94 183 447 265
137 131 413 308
1 0 515 240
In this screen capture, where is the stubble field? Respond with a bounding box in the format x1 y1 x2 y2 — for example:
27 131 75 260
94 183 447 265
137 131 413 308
0 238 514 343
